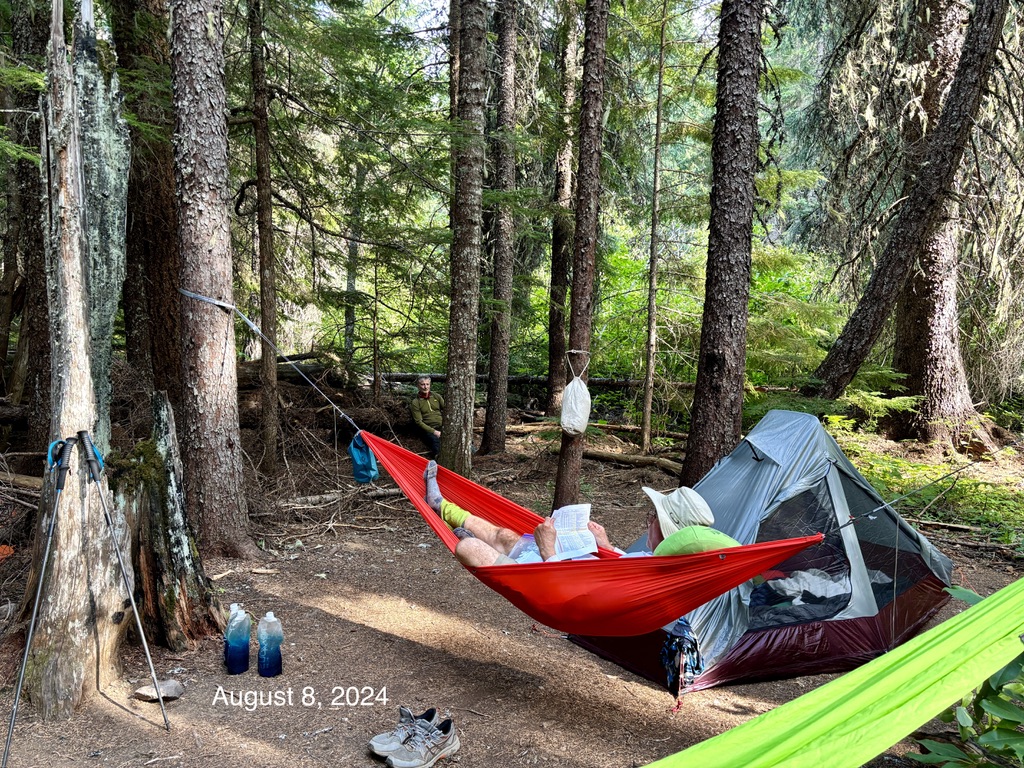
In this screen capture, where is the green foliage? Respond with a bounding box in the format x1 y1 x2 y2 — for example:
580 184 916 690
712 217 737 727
0 64 45 93
829 439 1024 546
910 587 1024 767
0 130 38 163
838 390 920 431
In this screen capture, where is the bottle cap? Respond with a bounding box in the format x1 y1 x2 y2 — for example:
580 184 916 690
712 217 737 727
266 611 275 620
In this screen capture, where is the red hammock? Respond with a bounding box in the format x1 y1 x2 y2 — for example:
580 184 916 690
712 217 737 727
361 432 822 637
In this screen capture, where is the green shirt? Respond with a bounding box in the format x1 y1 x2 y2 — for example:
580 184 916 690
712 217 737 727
410 392 444 434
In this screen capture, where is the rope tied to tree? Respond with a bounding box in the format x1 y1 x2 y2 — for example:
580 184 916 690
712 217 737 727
178 288 360 433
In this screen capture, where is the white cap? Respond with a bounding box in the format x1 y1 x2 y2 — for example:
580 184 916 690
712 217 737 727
266 611 276 620
641 486 714 536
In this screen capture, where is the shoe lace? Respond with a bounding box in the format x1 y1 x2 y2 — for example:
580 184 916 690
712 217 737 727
406 723 442 750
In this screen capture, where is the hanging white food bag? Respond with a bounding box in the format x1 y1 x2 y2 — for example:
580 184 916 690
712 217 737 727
561 376 591 435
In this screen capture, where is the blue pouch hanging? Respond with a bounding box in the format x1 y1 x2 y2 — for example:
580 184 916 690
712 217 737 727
348 431 379 484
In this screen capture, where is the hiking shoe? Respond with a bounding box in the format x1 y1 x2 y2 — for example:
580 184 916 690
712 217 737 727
385 718 460 768
452 526 475 540
368 707 439 757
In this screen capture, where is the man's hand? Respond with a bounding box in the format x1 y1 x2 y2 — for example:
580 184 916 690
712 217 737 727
534 517 558 561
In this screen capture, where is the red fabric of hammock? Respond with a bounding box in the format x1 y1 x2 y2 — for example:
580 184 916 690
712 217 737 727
361 432 822 637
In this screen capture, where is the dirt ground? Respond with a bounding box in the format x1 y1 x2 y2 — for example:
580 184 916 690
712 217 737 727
0 427 1021 768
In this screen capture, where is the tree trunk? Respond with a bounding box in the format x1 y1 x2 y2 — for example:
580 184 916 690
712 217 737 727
114 392 224 650
248 0 279 476
439 0 486 475
480 0 518 455
545 0 579 418
171 0 255 556
679 0 763 487
10 0 51 446
108 0 183 409
552 0 610 509
641 0 669 455
805 0 1009 400
890 0 983 444
892 218 979 442
27 0 132 718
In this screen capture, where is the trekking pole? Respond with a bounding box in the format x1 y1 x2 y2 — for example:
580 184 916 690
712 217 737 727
2 437 77 768
77 431 170 732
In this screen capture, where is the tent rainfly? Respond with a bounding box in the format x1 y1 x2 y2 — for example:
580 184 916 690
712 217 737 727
573 410 954 693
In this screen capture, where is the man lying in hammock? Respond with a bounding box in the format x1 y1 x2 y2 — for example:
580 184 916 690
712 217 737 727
424 461 739 567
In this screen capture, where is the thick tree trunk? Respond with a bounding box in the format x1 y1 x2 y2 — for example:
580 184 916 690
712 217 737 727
114 392 224 650
679 0 763 486
805 0 1009 400
10 0 51 446
552 0 610 509
249 0 279 476
892 219 979 442
890 0 984 444
27 0 131 718
108 0 183 408
439 0 486 475
171 0 255 556
546 0 580 418
480 0 518 455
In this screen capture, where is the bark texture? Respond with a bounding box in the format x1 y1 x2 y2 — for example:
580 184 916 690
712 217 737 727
10 0 51 446
249 0 279 475
806 0 1009 400
439 0 486 475
641 0 669 455
891 0 980 443
552 0 610 508
108 0 183 408
171 0 254 556
480 0 519 455
114 392 224 650
28 1 132 718
545 0 580 417
680 0 763 486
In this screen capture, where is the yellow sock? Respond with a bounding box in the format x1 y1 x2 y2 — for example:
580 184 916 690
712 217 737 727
440 500 469 529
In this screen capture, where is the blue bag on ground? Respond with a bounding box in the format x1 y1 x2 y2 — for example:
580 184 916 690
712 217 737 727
348 431 379 483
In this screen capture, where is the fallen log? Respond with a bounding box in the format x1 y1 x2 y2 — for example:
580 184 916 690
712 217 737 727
0 472 43 491
582 448 682 474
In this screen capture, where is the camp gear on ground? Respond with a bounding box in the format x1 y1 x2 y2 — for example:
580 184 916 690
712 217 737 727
257 611 283 677
385 718 461 768
369 707 441 757
224 603 251 674
360 431 821 637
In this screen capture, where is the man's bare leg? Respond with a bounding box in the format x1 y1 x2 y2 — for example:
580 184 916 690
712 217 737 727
455 537 512 567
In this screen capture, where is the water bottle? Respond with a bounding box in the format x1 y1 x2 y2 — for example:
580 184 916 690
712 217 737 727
257 611 283 677
224 604 251 674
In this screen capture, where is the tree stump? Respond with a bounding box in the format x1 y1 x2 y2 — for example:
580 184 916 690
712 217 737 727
111 392 223 651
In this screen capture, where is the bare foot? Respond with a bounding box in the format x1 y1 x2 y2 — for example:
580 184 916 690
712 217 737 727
588 521 612 550
424 461 443 513
534 517 558 561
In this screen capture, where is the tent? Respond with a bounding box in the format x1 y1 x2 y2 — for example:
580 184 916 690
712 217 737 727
572 409 954 693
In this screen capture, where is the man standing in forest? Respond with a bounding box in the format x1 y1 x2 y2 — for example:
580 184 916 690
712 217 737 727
410 375 444 457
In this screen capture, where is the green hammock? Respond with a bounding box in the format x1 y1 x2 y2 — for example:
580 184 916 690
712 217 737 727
650 576 1024 768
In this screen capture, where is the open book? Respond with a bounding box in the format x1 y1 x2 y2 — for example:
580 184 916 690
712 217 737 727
506 503 599 563
549 503 598 560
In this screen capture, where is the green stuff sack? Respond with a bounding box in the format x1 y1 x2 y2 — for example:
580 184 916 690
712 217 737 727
654 526 741 556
